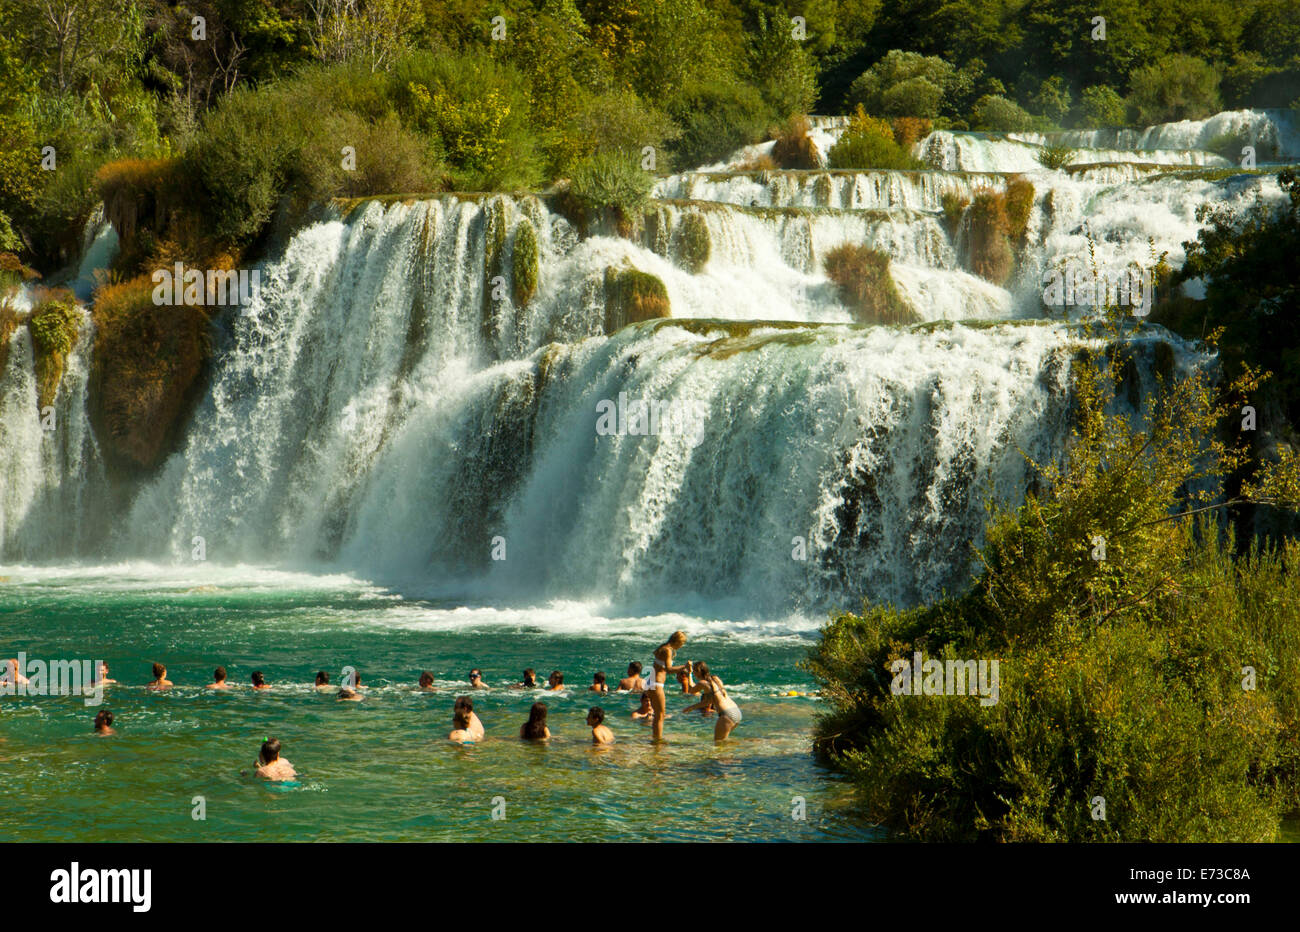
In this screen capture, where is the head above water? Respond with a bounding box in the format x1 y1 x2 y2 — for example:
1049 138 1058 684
152 662 165 679
469 669 482 683
260 738 280 763
315 670 329 686
94 709 113 730
548 670 563 687
522 668 536 686
626 661 642 676
593 671 606 685
523 702 548 739
453 708 471 730
214 666 227 683
587 707 605 726
455 695 473 714
251 670 265 687
419 671 435 688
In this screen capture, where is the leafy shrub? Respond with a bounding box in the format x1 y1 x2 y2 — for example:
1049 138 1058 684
828 107 925 170
511 219 539 308
1029 76 1072 125
666 78 772 170
1005 176 1035 241
561 88 680 176
940 192 969 236
846 50 954 118
971 95 1034 132
823 243 917 325
1127 55 1222 125
1036 143 1076 171
569 150 654 215
770 115 819 170
28 295 80 407
1079 85 1126 127
890 117 934 151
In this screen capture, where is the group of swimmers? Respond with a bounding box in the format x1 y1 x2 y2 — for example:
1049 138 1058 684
59 631 742 781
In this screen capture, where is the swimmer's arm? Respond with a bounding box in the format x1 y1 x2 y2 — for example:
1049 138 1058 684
680 701 707 713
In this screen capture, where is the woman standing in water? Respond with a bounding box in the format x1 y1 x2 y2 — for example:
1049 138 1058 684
520 702 551 740
693 662 742 741
648 631 688 741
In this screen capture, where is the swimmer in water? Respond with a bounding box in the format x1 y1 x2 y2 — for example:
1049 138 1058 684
93 709 115 735
448 709 475 744
631 691 669 723
207 666 233 689
617 662 646 692
250 670 271 690
314 671 330 690
512 668 539 689
255 738 297 781
546 670 565 691
587 707 614 745
468 669 487 689
337 686 362 701
648 631 689 740
93 661 117 686
520 702 551 740
455 696 485 740
589 671 608 694
418 671 436 691
693 662 742 741
2 658 30 688
147 662 173 690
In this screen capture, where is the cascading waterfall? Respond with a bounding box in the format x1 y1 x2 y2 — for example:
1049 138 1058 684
1 108 1291 615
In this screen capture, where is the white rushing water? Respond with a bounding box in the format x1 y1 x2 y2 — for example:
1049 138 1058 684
1 108 1292 615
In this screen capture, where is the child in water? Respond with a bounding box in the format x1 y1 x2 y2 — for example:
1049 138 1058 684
587 707 614 745
207 666 233 689
147 662 173 690
546 670 565 691
512 669 539 689
418 671 436 691
255 738 297 781
93 710 115 735
589 672 609 694
631 692 669 724
250 670 271 690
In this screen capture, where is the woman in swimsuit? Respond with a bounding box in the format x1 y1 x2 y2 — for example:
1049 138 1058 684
693 662 742 741
649 631 688 740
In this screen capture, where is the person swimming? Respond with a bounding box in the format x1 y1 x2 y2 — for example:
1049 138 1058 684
250 670 271 690
1 658 29 688
587 707 614 745
448 708 475 744
314 671 330 690
617 662 646 691
94 661 117 686
468 669 487 689
454 696 485 740
588 671 608 694
512 668 539 689
546 670 565 691
255 738 297 781
207 666 233 689
337 686 362 701
693 662 742 741
648 631 689 740
147 662 173 690
418 671 436 691
631 691 670 724
93 709 115 735
520 702 551 740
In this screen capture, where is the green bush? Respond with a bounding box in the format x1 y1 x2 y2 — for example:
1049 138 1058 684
1029 76 1072 125
823 243 916 325
846 50 954 119
1036 143 1076 171
28 296 80 408
828 108 926 170
603 266 671 332
569 150 654 215
1127 54 1222 125
1079 85 1127 127
971 95 1034 132
967 188 1014 283
940 192 968 236
511 218 539 308
560 88 680 176
666 78 772 169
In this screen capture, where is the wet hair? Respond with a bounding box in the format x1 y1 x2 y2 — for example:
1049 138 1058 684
315 671 329 686
694 662 711 680
523 703 549 739
587 707 605 725
251 670 265 687
548 670 563 685
593 671 606 685
638 691 652 708
94 710 113 729
453 709 471 730
260 738 280 762
337 687 357 700
213 666 227 682
419 671 435 688
151 662 165 679
626 661 642 675
522 668 536 686
455 695 473 714
469 669 482 680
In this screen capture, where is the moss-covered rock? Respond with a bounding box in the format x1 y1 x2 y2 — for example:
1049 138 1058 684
89 276 210 472
968 188 1014 285
940 192 969 237
511 218 539 308
0 302 24 377
823 243 918 325
603 266 671 333
1005 175 1035 243
28 297 81 408
675 212 711 274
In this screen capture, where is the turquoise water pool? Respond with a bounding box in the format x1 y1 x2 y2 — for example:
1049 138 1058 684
0 565 878 842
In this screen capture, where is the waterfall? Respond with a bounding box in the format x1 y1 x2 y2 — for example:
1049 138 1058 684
1 108 1292 615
